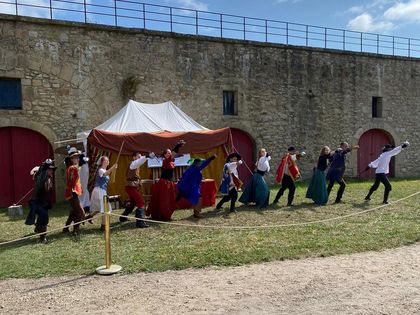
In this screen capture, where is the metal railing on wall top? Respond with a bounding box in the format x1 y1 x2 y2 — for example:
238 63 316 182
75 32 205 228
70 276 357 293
0 0 419 58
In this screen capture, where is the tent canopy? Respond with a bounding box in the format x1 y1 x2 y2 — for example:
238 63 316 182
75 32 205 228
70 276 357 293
87 100 231 154
96 100 208 133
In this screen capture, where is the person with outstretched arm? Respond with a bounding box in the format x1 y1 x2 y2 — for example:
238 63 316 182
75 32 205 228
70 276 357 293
364 141 410 204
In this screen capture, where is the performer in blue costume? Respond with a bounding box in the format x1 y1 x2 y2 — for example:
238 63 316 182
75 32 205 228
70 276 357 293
239 148 271 209
326 142 359 203
177 154 217 218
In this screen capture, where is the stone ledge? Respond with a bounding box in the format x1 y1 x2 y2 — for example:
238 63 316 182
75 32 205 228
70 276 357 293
0 13 419 62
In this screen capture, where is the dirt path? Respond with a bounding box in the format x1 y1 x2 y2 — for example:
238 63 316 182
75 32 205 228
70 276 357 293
1 244 419 315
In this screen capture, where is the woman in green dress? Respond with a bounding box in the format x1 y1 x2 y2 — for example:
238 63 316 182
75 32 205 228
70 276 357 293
306 146 331 205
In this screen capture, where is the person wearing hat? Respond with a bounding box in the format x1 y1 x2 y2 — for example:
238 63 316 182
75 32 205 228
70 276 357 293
216 152 243 213
364 141 410 204
326 142 359 204
63 147 90 235
273 146 305 206
147 140 186 221
176 154 217 218
25 159 57 244
239 148 271 209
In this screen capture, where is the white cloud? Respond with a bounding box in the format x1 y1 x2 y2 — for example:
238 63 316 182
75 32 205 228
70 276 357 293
176 0 208 11
348 6 364 14
384 0 420 22
347 12 394 32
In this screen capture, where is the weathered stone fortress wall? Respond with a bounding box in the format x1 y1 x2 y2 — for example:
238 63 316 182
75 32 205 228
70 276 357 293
1 14 419 197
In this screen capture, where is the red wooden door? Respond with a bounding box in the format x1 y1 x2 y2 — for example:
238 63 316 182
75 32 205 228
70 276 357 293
231 128 254 185
358 129 393 179
0 128 14 207
0 127 54 207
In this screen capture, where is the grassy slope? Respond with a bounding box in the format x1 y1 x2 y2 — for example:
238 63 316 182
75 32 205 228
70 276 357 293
0 179 419 279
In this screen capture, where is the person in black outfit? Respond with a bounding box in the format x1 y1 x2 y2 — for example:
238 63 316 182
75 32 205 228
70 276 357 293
326 142 359 203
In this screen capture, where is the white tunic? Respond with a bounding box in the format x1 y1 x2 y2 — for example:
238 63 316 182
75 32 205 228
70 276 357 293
256 155 271 172
369 146 402 174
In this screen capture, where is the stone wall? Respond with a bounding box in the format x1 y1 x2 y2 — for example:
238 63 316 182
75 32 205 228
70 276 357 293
1 14 419 198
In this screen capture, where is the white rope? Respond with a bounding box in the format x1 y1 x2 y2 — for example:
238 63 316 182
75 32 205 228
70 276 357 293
109 190 420 229
0 217 94 247
1 190 419 247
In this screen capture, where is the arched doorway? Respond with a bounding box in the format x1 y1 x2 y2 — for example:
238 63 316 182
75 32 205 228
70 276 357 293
0 127 54 207
231 128 255 185
357 129 394 179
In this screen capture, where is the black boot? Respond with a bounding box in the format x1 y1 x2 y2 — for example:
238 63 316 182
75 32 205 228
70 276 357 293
135 208 150 228
119 203 135 222
383 189 390 204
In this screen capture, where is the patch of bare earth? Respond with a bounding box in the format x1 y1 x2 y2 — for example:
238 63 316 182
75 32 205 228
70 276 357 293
1 244 419 314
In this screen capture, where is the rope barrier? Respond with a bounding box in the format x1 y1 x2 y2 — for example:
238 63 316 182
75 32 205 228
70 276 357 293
109 190 420 229
1 190 419 247
0 217 94 247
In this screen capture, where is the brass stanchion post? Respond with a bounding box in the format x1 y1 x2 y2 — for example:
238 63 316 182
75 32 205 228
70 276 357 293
96 195 122 275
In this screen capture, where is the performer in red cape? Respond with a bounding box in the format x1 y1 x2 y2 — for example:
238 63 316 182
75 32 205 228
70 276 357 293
147 140 186 221
25 159 57 243
119 152 150 228
273 146 305 207
63 147 91 235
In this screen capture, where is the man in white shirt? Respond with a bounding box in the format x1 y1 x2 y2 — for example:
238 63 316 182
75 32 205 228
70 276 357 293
364 141 409 204
119 152 149 228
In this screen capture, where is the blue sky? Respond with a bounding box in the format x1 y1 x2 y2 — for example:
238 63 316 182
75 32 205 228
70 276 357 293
1 0 420 40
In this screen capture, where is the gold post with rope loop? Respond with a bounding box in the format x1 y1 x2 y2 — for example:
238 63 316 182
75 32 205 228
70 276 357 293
96 195 122 275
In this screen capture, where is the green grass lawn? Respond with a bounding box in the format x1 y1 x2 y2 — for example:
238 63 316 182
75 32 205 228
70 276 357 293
0 179 419 279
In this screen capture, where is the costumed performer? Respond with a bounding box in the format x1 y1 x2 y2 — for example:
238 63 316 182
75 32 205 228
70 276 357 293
216 152 243 213
25 159 57 243
305 146 331 205
273 146 305 207
176 154 217 218
119 152 151 228
63 147 92 235
326 142 359 203
146 140 186 221
89 156 117 230
239 148 271 209
364 141 409 204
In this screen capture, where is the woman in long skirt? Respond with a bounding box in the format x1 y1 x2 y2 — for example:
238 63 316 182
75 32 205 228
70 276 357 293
239 148 271 209
306 146 331 205
147 141 185 221
90 156 117 229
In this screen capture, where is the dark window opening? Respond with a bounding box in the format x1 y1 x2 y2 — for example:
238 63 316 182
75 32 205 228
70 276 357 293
0 78 22 110
372 96 383 118
223 91 237 116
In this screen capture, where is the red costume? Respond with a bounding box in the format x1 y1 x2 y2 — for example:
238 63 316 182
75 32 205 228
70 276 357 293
63 157 87 235
275 153 301 183
147 142 184 221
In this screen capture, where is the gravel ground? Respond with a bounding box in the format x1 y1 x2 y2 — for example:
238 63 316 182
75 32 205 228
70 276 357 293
1 244 419 315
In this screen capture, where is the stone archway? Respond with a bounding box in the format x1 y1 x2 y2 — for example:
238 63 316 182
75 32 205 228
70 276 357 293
357 129 395 179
